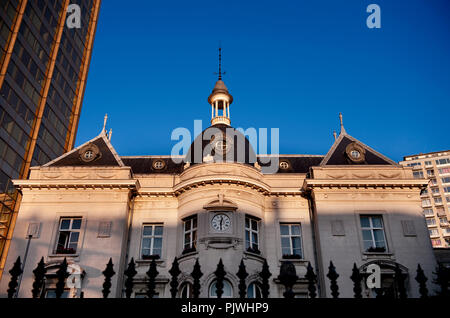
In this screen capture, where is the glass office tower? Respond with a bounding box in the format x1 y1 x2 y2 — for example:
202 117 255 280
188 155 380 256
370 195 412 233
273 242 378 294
0 0 101 277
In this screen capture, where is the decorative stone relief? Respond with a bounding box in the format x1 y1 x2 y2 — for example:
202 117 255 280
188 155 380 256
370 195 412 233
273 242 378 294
98 221 112 238
401 220 416 237
331 220 345 236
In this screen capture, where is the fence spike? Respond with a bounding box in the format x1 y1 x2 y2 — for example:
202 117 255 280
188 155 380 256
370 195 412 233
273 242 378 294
102 258 116 298
305 262 317 298
214 259 226 299
124 258 137 298
259 259 272 298
326 261 339 298
146 259 159 298
236 259 248 298
394 263 407 299
55 258 68 299
350 263 362 298
169 257 181 298
433 263 450 297
32 257 47 298
278 261 298 298
191 258 203 298
7 256 22 298
415 264 428 298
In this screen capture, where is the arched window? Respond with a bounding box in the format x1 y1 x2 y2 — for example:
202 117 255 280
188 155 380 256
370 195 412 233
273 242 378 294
209 280 233 298
180 282 193 298
247 282 262 298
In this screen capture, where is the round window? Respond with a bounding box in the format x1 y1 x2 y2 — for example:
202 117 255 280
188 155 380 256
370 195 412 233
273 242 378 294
279 161 289 169
350 150 361 159
153 160 165 170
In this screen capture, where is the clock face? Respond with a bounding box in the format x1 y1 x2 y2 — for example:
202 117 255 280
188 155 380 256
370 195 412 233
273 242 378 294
211 214 231 232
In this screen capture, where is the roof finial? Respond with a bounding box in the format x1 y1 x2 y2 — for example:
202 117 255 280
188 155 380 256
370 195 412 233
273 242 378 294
215 45 225 80
339 112 347 135
102 114 108 134
108 128 112 141
333 130 337 141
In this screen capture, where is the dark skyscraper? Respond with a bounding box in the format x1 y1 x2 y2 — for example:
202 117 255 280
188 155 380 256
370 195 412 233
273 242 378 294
0 0 101 277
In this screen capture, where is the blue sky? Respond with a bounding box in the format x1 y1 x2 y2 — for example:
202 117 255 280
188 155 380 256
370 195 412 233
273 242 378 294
76 0 450 162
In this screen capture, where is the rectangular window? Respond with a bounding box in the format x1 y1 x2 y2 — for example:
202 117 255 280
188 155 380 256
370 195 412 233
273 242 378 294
413 171 424 179
280 224 303 259
429 229 439 237
442 177 450 184
425 161 432 166
439 217 448 225
360 215 387 253
427 170 435 177
141 224 163 259
245 216 260 253
439 167 450 175
444 187 450 193
426 218 437 226
55 218 81 254
431 239 442 247
434 197 443 204
430 178 438 186
183 215 197 253
423 209 434 216
422 199 431 207
431 187 440 194
436 158 450 165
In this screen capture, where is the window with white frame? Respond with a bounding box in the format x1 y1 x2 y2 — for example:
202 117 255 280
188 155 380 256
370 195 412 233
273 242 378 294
426 218 437 226
183 215 197 253
427 170 435 177
435 197 443 204
245 216 260 253
141 224 163 259
436 158 450 165
442 177 450 184
360 215 387 253
422 199 432 207
430 178 438 186
423 208 434 216
431 238 442 247
280 223 303 259
209 280 233 298
440 217 448 225
431 187 440 194
55 217 82 254
439 167 450 174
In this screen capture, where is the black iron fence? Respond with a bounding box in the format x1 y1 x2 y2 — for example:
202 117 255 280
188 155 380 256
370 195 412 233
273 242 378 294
5 256 450 298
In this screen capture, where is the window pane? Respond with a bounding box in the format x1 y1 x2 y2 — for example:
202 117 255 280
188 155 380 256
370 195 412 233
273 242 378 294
154 226 163 236
363 240 372 251
293 248 302 256
184 221 190 231
291 225 301 236
371 217 383 228
251 220 258 231
362 230 372 241
245 218 249 229
280 225 289 236
71 219 81 230
281 237 290 249
153 238 162 249
142 238 151 249
360 217 370 228
60 219 70 230
192 217 197 229
69 232 79 244
282 247 291 255
152 248 161 256
143 226 153 236
292 237 301 250
252 233 258 244
373 229 385 243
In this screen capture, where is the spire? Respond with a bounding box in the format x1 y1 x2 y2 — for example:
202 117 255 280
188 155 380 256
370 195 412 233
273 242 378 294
339 112 347 135
333 131 337 141
218 46 223 80
102 114 108 134
208 47 233 126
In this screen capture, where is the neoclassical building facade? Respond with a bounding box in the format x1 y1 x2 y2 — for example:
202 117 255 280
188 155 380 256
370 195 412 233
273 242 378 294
0 76 437 298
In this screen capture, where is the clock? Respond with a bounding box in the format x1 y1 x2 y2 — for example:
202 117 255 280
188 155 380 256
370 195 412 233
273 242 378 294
211 213 231 232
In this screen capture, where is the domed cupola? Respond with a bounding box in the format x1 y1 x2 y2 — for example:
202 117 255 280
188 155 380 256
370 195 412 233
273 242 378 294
208 47 233 126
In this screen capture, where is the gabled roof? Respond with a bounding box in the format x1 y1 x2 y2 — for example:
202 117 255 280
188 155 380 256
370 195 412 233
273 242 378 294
320 132 398 166
43 131 124 167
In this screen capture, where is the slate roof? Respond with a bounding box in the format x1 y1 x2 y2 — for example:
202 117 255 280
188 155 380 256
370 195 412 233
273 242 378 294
320 133 397 166
44 133 124 167
121 157 184 174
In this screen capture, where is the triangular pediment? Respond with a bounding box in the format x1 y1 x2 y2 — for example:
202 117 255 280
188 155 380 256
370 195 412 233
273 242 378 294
320 133 398 166
43 132 124 167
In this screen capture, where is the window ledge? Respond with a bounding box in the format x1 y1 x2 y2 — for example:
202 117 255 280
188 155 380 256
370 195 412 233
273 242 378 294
136 259 166 266
178 250 198 261
243 251 265 261
362 252 394 260
278 258 307 264
48 254 79 258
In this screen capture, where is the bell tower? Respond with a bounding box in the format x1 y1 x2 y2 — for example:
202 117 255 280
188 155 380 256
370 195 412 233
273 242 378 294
208 47 233 126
